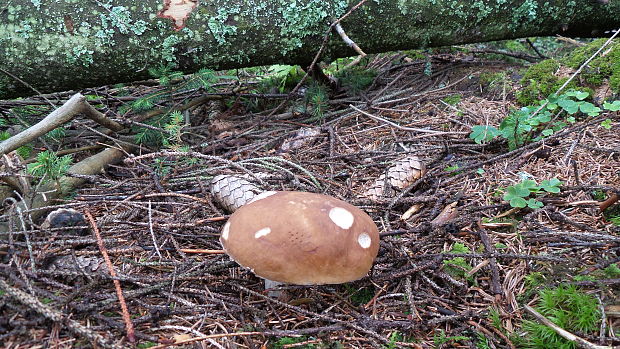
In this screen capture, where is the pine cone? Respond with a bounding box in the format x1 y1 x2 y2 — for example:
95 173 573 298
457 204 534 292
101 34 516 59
363 155 426 200
210 175 263 212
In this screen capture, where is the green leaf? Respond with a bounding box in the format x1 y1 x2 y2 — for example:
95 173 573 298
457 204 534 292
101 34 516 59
579 102 601 116
509 197 527 208
503 185 531 203
527 198 544 209
558 99 579 114
565 90 589 100
601 119 613 130
517 179 539 192
540 178 562 193
541 129 554 136
470 125 499 144
603 100 620 111
536 111 552 123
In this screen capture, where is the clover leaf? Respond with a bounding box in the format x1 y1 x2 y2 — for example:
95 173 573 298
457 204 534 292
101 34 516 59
470 125 499 144
539 178 562 193
516 179 539 193
579 102 601 116
526 198 544 209
541 129 554 136
566 90 589 100
603 100 620 112
558 99 580 114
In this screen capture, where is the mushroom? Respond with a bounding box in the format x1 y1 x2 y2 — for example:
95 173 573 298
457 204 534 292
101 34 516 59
219 191 379 289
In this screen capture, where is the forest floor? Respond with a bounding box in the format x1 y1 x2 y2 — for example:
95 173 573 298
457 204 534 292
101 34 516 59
1 39 619 349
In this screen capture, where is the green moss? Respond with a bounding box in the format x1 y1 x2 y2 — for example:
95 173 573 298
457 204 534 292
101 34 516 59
479 71 507 86
516 59 562 105
563 38 620 93
518 284 601 348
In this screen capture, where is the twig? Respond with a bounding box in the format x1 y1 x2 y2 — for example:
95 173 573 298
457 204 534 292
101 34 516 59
349 104 464 135
0 93 123 155
477 229 502 296
523 305 612 349
0 278 120 349
85 210 136 343
147 332 266 349
178 248 225 254
525 38 548 59
600 193 619 212
334 23 367 69
147 201 162 260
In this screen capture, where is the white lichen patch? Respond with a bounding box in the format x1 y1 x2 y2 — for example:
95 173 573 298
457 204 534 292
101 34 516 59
254 227 271 238
221 221 230 240
329 207 354 229
357 233 371 249
248 191 278 204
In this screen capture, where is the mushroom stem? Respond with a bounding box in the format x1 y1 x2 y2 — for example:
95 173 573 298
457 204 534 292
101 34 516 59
264 279 283 297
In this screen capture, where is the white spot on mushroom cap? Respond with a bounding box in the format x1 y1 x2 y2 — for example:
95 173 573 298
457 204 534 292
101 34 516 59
254 227 271 238
358 233 371 248
248 191 278 204
221 222 230 240
329 207 354 229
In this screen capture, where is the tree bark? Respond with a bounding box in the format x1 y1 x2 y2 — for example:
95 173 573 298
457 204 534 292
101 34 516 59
0 0 619 99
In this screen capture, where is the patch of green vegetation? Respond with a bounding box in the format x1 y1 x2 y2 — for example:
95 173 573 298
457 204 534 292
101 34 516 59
433 329 470 348
258 64 305 93
27 150 73 182
488 307 502 330
603 202 620 226
45 127 66 142
334 66 377 95
345 285 374 306
590 190 607 201
479 71 510 92
523 272 546 296
443 164 461 175
303 82 330 122
572 274 596 282
475 332 492 349
136 342 157 349
471 90 618 150
443 243 473 280
563 38 620 92
134 110 186 150
603 263 620 278
272 336 314 349
120 65 223 115
517 284 600 349
516 59 564 105
383 331 416 349
403 49 427 61
516 39 620 107
502 178 562 209
442 94 462 105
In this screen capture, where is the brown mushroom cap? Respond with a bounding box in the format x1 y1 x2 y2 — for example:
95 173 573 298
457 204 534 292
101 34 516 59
219 191 380 285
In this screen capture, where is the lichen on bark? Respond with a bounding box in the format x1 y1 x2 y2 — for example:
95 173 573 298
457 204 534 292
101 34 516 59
1 0 619 98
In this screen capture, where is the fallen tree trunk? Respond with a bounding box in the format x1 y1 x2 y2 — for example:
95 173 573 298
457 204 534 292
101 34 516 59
1 0 619 98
